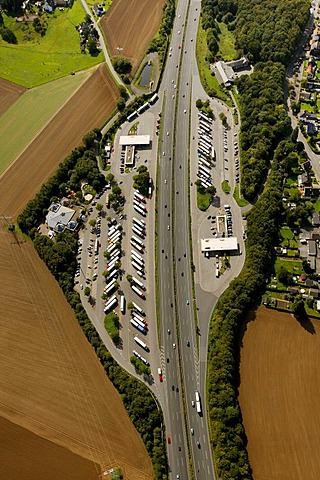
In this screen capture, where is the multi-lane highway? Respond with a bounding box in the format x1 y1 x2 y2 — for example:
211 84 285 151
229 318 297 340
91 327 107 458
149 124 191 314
157 0 215 478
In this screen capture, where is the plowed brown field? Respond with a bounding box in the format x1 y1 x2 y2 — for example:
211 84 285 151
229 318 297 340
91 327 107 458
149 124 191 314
0 77 26 116
0 64 153 479
0 63 119 219
239 307 320 480
101 0 165 73
0 224 153 480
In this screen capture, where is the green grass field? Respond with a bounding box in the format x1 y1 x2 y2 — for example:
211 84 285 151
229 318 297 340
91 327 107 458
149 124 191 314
233 184 249 207
195 23 231 104
197 187 211 211
217 22 236 61
0 71 91 175
221 180 231 194
0 1 103 87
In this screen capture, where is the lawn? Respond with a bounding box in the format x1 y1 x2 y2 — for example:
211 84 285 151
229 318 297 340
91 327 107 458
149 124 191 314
104 312 120 344
0 71 90 175
275 257 304 275
233 184 249 207
313 197 320 212
0 1 103 87
217 22 236 61
280 226 299 248
196 23 231 104
221 180 231 194
197 187 211 211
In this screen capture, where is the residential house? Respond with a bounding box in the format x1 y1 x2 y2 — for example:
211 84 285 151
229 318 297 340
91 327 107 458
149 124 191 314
52 0 69 6
299 111 318 124
312 211 320 226
214 61 234 88
301 159 312 172
307 123 317 135
309 288 319 298
308 240 317 256
298 172 311 186
303 186 320 198
310 41 320 58
287 286 300 294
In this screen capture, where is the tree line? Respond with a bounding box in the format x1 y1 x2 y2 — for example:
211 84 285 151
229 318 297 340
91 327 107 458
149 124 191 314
208 151 284 479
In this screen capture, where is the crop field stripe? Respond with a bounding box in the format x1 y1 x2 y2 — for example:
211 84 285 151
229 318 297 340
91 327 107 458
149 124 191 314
0 69 94 178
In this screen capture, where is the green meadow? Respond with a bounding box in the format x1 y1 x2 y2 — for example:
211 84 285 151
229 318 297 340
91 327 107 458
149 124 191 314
0 0 103 87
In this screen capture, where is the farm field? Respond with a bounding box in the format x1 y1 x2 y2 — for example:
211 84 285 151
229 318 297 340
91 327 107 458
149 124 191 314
239 306 320 480
0 64 119 218
0 1 103 87
0 69 92 176
101 0 165 73
0 224 153 480
0 78 26 116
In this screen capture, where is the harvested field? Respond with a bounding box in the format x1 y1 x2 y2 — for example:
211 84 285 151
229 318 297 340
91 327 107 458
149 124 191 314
101 0 165 73
0 64 119 219
239 307 320 480
0 224 153 480
0 77 26 116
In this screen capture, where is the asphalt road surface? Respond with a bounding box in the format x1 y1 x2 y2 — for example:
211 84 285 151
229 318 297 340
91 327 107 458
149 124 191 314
157 0 215 478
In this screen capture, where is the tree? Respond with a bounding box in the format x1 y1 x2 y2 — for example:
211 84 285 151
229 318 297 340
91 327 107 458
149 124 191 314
87 38 98 55
219 112 227 125
119 85 128 100
126 274 133 283
196 99 203 109
278 266 291 285
206 185 216 197
0 27 17 44
117 98 126 111
292 297 306 318
84 287 91 296
82 131 96 149
113 57 132 75
89 218 96 227
96 203 103 212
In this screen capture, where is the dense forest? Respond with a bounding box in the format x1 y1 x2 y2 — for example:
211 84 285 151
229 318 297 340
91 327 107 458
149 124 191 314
235 0 310 65
200 0 309 64
237 62 291 200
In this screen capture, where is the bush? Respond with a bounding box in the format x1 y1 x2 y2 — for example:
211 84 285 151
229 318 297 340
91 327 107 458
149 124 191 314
104 312 120 344
0 26 17 44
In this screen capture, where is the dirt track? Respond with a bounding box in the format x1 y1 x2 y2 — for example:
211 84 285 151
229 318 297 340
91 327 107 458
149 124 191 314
0 77 26 116
239 307 320 480
0 224 153 480
0 64 119 219
101 0 165 73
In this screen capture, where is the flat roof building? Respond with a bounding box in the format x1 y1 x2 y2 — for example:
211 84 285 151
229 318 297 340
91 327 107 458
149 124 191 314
308 239 317 256
119 135 150 146
125 145 135 167
201 237 238 253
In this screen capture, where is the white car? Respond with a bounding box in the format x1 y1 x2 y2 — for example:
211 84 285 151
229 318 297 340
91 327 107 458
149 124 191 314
168 225 170 230
167 131 169 136
172 94 175 99
191 428 194 435
184 109 187 113
191 400 195 407
163 151 165 156
170 46 173 51
173 343 176 349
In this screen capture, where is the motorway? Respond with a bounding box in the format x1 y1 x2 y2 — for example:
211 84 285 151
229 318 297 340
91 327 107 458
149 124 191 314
157 0 215 478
